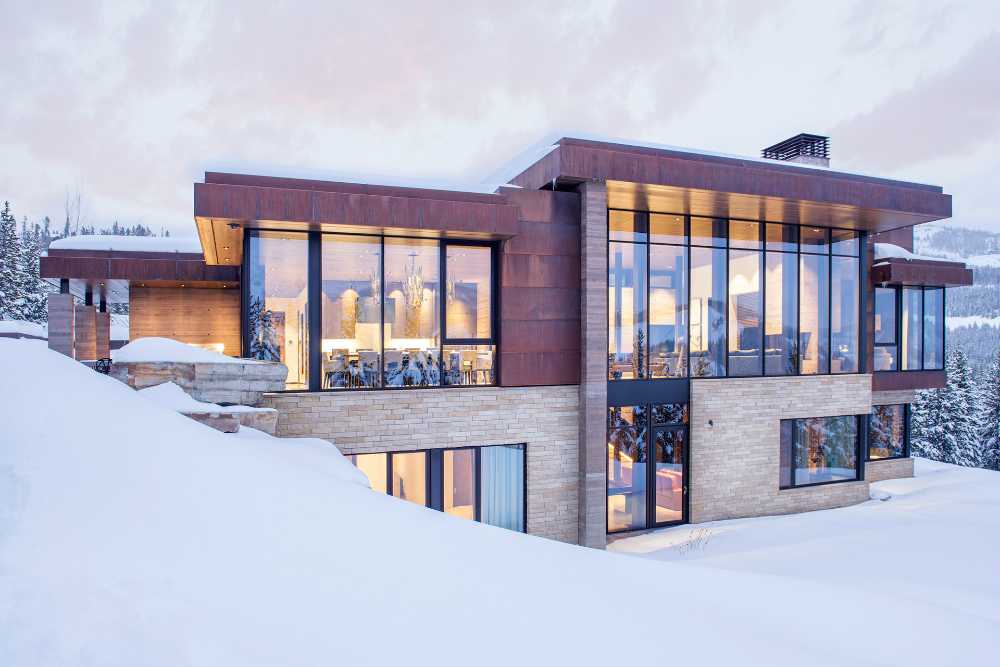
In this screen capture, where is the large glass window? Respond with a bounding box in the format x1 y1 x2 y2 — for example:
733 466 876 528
348 445 525 532
384 238 441 387
869 404 907 460
607 405 648 532
799 254 830 374
831 256 859 373
443 244 495 386
321 235 382 389
780 415 859 488
728 249 762 376
649 244 687 378
923 288 944 370
874 287 897 371
608 241 647 380
690 247 726 377
901 287 923 370
246 231 310 389
765 251 798 375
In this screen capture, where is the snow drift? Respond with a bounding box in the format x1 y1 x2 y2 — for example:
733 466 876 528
0 339 996 665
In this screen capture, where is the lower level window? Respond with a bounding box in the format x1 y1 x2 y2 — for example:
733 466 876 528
869 404 908 460
347 444 525 532
779 415 859 488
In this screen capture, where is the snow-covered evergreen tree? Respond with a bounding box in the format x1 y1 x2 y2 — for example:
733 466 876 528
949 350 981 467
0 201 24 320
978 351 1000 471
17 222 49 323
910 388 943 461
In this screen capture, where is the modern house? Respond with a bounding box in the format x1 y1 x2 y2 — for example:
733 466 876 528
42 133 973 548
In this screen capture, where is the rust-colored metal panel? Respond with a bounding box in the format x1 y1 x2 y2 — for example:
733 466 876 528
873 370 947 391
499 351 580 386
870 259 973 287
501 254 579 289
501 287 580 321
41 253 239 284
502 320 580 354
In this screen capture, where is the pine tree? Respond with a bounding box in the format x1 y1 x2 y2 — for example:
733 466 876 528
17 223 48 323
949 350 981 467
978 351 1000 471
0 201 24 320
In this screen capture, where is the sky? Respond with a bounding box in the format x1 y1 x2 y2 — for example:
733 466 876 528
2 0 999 238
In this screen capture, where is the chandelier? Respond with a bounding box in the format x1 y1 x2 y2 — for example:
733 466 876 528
369 269 381 304
402 253 424 309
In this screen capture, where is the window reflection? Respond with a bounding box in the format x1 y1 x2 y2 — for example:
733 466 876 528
831 256 859 373
874 288 897 371
799 254 829 374
765 252 798 375
780 415 859 487
391 452 427 505
446 245 492 339
729 220 760 250
246 231 310 390
869 405 906 459
607 406 648 532
766 223 798 252
901 287 922 370
608 241 647 380
610 210 648 243
384 239 440 387
654 430 684 523
650 213 685 244
442 344 495 385
729 249 762 376
831 229 859 256
649 245 687 378
800 227 829 253
321 235 382 389
690 247 726 376
443 449 476 520
923 288 944 370
690 217 727 247
349 453 387 493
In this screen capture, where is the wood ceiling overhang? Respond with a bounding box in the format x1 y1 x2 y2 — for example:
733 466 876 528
509 138 953 232
194 173 521 267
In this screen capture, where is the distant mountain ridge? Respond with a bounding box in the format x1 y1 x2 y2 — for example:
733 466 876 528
914 224 1000 267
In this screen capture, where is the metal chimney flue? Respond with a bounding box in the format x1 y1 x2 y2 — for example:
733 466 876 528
762 133 829 167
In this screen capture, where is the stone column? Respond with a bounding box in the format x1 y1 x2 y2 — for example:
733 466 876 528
95 310 111 359
577 180 608 549
47 293 76 358
75 304 98 361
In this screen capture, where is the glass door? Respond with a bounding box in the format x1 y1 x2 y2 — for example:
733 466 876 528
652 427 686 525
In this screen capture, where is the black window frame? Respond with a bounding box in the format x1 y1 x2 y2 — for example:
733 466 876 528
872 285 946 373
243 228 499 392
779 414 863 490
867 403 911 461
349 444 527 532
606 210 865 382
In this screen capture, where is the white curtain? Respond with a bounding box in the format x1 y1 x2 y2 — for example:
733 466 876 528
480 445 525 532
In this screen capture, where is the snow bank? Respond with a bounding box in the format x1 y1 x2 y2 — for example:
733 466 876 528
48 234 202 254
0 320 47 338
139 381 271 413
112 336 247 363
1 339 995 666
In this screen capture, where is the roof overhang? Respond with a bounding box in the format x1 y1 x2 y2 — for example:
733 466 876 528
510 138 952 232
870 258 973 288
194 173 521 266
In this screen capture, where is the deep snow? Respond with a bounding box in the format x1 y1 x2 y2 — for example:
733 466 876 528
1 339 997 665
112 337 248 364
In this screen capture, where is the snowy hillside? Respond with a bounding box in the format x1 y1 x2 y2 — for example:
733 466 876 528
1 340 997 665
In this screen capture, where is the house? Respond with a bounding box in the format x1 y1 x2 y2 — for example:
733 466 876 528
41 133 973 548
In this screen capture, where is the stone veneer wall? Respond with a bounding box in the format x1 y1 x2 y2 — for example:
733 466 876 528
865 457 915 482
263 385 580 544
689 374 873 523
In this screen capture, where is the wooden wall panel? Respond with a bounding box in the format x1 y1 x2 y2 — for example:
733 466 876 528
130 287 241 356
499 189 581 387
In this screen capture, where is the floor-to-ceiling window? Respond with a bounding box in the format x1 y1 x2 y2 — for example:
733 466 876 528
606 212 862 381
246 231 311 389
875 285 945 373
244 231 496 391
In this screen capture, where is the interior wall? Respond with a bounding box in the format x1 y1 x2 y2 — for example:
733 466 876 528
130 286 241 356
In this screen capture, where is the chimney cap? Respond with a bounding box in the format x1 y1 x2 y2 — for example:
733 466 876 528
762 133 829 165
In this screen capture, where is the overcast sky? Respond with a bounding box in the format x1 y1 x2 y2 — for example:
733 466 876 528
3 0 999 237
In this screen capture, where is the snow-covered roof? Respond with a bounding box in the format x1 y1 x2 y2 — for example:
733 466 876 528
112 337 250 364
0 320 47 339
48 235 203 254
873 243 956 264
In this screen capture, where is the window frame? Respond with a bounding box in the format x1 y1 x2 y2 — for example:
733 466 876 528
348 444 527 532
606 210 864 382
243 229 499 392
779 414 863 490
873 285 946 373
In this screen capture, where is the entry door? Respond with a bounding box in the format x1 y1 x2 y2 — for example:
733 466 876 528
650 427 686 525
